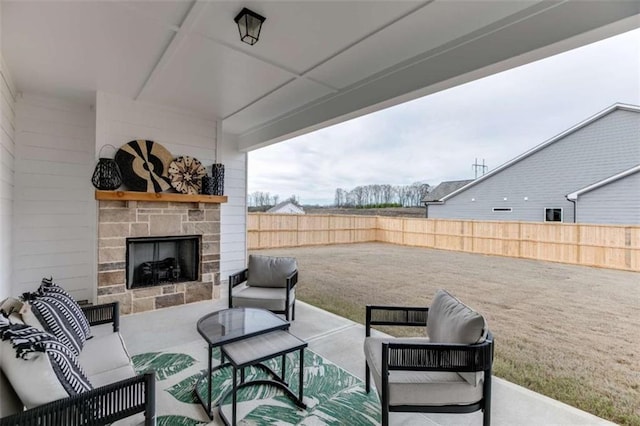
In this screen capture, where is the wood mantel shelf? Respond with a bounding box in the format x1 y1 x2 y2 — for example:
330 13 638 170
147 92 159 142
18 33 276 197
95 190 227 204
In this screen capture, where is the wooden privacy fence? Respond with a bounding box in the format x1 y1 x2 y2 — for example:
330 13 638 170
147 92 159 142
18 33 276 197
248 214 640 272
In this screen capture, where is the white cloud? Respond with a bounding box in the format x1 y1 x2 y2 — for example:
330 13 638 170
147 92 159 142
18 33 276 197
249 29 640 205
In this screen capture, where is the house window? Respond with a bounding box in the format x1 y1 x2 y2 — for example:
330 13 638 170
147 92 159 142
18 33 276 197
492 208 512 212
545 208 563 222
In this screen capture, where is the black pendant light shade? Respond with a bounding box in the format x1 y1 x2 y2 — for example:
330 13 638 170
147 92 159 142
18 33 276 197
234 8 266 46
91 145 122 190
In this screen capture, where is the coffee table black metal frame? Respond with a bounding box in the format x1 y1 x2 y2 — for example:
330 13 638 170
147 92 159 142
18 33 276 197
220 330 307 425
195 307 298 421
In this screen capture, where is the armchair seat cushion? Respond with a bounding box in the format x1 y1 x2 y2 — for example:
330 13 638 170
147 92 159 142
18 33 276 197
231 286 296 312
78 330 133 378
88 364 137 388
364 336 484 406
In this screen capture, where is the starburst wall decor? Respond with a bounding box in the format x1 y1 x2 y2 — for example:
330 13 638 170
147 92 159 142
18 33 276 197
168 156 207 195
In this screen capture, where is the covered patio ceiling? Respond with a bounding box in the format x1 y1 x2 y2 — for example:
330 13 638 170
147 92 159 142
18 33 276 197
2 1 639 151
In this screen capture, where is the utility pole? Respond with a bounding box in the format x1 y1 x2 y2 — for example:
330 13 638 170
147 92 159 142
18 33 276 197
472 158 488 178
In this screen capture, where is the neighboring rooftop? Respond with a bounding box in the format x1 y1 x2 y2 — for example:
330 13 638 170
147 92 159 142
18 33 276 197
267 201 305 214
422 180 473 203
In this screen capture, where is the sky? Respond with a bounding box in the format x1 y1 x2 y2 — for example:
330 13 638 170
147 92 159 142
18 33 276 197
248 28 640 206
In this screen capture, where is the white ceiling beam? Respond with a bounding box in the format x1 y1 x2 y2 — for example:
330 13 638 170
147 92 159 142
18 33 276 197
236 1 640 151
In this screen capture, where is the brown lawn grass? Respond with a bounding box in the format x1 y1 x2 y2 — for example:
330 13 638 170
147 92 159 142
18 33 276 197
252 243 640 425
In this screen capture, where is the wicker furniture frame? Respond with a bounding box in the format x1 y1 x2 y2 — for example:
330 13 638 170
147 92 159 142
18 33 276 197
228 268 298 320
365 305 494 426
0 302 156 426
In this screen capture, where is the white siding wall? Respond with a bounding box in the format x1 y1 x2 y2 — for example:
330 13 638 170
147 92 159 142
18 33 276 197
0 41 16 299
96 92 218 169
577 172 640 225
218 133 247 284
13 95 95 301
429 109 640 223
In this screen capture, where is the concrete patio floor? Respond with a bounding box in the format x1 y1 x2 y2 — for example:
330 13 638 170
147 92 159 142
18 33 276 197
120 300 613 426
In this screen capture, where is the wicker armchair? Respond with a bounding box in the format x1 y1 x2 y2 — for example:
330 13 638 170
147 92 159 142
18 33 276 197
229 255 298 320
0 303 156 426
364 290 494 426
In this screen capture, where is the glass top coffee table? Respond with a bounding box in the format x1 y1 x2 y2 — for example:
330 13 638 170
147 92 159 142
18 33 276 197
195 308 291 419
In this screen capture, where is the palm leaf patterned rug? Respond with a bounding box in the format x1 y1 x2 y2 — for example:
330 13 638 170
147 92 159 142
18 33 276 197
132 340 380 425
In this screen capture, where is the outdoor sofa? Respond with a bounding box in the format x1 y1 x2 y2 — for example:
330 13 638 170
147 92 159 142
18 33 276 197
0 282 155 426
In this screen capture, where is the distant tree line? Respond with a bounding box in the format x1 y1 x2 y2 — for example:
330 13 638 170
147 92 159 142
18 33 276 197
248 184 429 209
248 191 279 208
334 183 430 208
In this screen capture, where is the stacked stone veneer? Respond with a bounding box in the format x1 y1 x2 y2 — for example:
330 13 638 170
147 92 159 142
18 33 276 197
97 200 221 314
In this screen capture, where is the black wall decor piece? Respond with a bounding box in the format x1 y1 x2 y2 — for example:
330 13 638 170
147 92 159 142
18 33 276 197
211 163 225 195
91 145 122 190
201 175 215 195
115 140 173 192
201 164 224 195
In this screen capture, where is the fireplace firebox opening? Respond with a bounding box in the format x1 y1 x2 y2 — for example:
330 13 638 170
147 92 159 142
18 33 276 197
126 235 200 289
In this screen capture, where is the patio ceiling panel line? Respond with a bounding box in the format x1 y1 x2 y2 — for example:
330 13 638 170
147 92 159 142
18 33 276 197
117 2 182 33
136 0 208 101
293 1 433 84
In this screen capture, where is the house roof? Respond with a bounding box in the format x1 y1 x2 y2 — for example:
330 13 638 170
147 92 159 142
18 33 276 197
2 2 638 151
567 164 640 201
423 180 473 203
439 103 640 202
267 201 304 213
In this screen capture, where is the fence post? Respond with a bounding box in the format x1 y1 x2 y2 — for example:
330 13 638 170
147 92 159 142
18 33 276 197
576 223 581 265
518 222 522 258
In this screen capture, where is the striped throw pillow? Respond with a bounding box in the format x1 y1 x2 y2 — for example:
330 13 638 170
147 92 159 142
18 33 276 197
0 322 93 404
22 278 92 356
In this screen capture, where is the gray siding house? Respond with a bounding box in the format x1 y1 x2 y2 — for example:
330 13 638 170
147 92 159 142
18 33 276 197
428 104 640 224
567 165 640 225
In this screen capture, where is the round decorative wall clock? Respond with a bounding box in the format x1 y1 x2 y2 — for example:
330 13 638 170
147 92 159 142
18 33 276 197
114 140 173 192
168 156 206 195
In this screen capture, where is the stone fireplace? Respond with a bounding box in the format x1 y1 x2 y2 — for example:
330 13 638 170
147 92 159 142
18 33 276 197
97 195 222 314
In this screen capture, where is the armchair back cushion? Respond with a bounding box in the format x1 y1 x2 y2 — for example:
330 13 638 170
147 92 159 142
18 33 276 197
247 255 297 288
427 289 486 344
